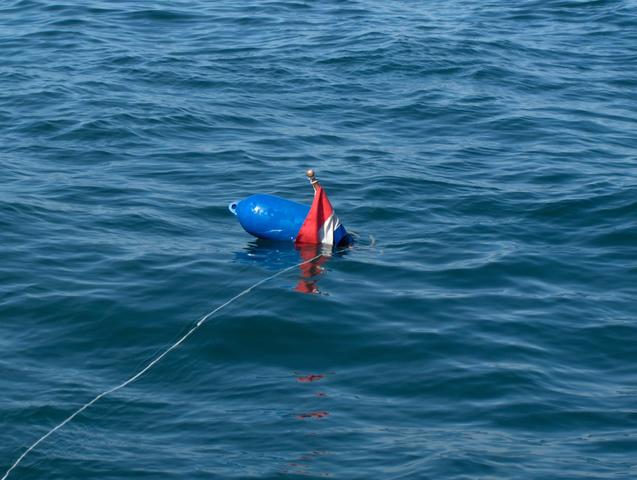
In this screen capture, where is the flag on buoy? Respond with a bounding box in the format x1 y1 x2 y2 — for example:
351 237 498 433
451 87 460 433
295 170 348 247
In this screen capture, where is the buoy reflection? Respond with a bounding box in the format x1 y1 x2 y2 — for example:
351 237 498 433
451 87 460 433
234 240 348 295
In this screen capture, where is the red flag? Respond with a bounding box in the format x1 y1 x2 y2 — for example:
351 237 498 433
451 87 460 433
295 185 342 246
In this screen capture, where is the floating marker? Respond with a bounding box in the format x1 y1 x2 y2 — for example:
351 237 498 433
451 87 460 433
229 170 351 247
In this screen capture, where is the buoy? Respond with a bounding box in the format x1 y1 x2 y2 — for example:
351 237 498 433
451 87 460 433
229 170 351 246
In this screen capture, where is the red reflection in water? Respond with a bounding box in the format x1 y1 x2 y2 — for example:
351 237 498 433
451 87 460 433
296 411 329 419
297 374 325 383
295 244 330 294
286 370 334 476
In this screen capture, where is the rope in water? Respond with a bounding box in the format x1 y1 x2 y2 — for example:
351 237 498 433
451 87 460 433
1 252 324 480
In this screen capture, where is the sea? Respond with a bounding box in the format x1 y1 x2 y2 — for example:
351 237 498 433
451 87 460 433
1 1 636 478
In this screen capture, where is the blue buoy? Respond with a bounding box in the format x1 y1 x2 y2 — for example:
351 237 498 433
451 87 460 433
229 194 309 242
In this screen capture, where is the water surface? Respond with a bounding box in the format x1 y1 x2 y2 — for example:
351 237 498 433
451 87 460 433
1 0 636 478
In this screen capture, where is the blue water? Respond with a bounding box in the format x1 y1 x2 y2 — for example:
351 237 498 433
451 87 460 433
2 0 637 478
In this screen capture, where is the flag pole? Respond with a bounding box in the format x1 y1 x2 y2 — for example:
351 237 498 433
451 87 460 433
306 169 320 192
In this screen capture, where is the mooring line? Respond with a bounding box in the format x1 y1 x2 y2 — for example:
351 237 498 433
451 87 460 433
1 253 324 480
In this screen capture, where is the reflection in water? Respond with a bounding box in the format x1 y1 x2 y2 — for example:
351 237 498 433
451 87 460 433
295 244 330 294
234 240 349 295
297 374 325 383
288 372 333 477
286 450 332 478
234 241 347 474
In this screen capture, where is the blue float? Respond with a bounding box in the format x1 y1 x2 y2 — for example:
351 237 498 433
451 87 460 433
229 194 309 242
229 171 351 246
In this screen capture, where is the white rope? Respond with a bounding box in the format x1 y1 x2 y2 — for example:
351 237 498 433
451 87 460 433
1 253 323 480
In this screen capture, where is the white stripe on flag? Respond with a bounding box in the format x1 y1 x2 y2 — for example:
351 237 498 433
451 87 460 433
318 212 341 246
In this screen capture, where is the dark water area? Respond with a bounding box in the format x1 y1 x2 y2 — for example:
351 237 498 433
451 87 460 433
2 0 637 478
